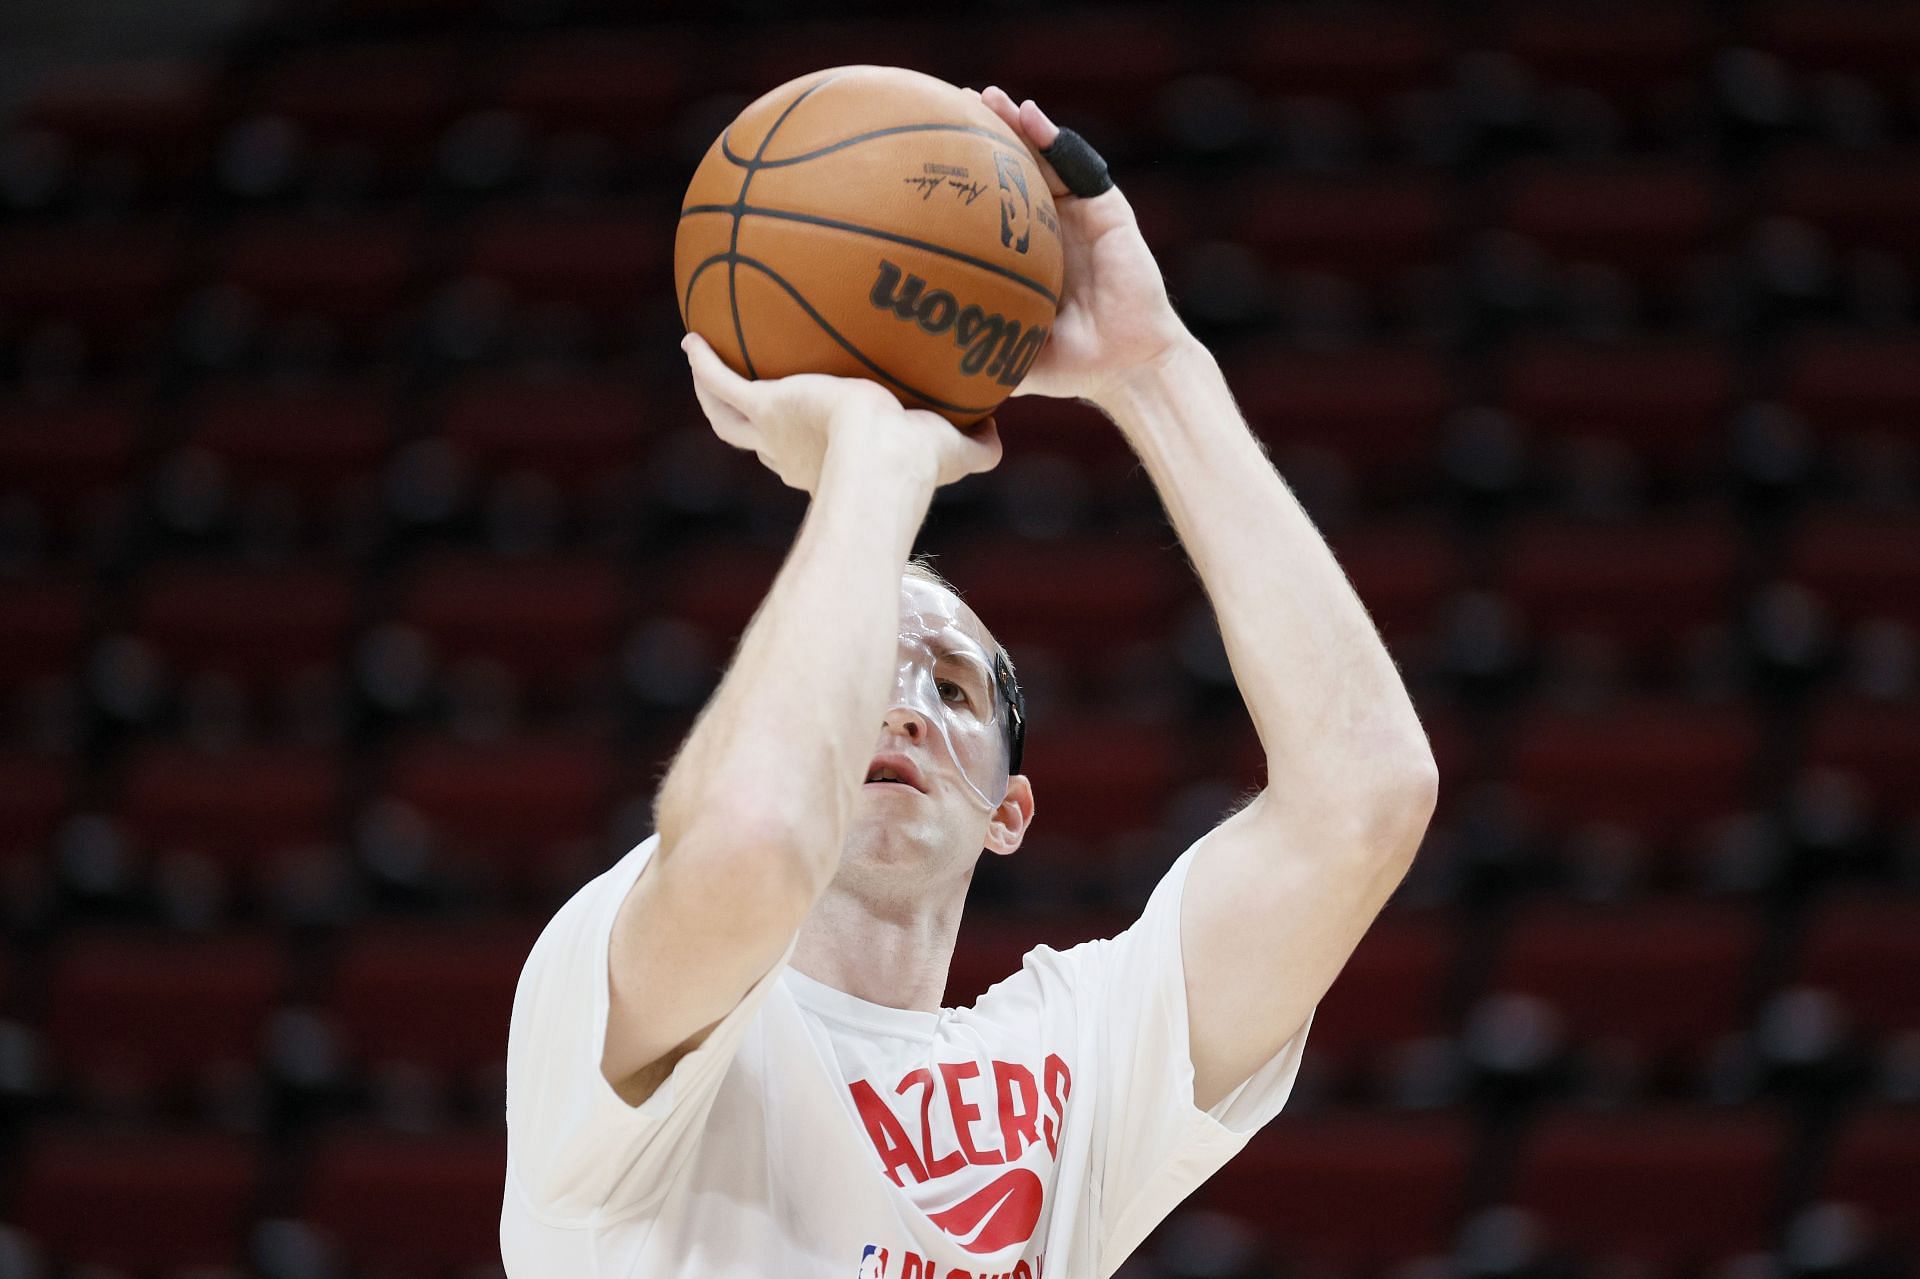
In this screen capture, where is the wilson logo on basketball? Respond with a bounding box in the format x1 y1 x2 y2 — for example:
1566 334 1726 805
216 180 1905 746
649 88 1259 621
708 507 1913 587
869 260 1048 389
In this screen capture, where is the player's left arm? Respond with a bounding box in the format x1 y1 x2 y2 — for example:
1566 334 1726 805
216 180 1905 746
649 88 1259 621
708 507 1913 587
1101 343 1437 1111
978 87 1438 1113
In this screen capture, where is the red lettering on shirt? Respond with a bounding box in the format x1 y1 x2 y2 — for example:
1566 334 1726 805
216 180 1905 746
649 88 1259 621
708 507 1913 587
851 1078 928 1187
1041 1054 1071 1158
899 1067 966 1179
993 1061 1039 1162
940 1061 1003 1166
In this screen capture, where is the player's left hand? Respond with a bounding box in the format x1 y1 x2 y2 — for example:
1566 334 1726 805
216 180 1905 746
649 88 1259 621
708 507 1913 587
973 85 1195 409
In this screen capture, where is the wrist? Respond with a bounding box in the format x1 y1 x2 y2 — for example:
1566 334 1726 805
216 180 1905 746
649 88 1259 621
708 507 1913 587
821 408 940 494
1093 333 1217 430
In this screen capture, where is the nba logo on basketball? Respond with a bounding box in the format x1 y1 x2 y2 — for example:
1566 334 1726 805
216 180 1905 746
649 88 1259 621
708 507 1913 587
856 1244 889 1278
993 151 1031 254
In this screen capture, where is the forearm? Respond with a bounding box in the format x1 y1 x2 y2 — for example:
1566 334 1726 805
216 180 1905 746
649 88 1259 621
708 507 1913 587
655 416 937 894
1100 340 1435 820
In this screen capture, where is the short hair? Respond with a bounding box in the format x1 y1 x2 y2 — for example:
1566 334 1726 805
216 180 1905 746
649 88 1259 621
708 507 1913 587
902 556 1026 775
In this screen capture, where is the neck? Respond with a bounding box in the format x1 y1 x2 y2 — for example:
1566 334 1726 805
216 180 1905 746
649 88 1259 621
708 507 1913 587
789 871 970 1012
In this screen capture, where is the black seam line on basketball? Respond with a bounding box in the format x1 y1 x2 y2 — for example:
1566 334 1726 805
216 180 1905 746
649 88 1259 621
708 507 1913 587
730 254 998 417
680 203 1059 307
727 75 840 376
745 122 1025 168
683 252 733 324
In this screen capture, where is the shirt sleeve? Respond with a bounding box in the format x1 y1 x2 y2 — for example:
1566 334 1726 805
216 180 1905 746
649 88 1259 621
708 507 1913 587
503 833 796 1225
1078 839 1313 1275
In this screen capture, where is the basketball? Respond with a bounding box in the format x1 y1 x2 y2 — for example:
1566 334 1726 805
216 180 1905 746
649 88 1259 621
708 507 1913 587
674 66 1066 427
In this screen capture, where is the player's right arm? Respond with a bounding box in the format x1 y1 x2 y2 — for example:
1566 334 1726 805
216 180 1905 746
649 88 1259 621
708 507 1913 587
600 335 1001 1103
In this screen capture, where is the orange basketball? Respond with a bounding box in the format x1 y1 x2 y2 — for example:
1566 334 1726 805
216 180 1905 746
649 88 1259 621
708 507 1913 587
674 66 1065 427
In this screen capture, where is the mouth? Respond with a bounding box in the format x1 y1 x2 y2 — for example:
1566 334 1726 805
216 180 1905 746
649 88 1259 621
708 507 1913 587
863 753 926 793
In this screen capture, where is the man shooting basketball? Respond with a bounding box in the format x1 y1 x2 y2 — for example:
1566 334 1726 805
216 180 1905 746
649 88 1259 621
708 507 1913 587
502 86 1437 1278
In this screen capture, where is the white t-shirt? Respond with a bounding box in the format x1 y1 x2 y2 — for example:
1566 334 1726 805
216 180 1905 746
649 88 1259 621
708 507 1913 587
501 833 1311 1279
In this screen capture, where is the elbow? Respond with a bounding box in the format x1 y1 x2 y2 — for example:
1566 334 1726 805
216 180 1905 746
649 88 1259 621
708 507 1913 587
1369 746 1439 863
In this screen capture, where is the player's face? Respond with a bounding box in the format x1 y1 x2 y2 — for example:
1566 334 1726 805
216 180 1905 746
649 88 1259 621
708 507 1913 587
851 578 1009 860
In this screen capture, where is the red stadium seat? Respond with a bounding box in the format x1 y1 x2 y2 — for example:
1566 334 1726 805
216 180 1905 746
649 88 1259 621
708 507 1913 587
135 561 355 687
0 394 144 520
44 932 284 1102
20 59 213 186
0 575 90 687
1792 891 1920 1042
992 12 1195 133
1501 514 1741 666
1509 1108 1785 1265
1227 344 1452 502
301 1128 506 1275
991 396 1135 478
1496 162 1723 280
185 379 395 501
1227 172 1451 288
1784 510 1920 631
1232 7 1451 104
1506 702 1761 847
1330 520 1462 653
657 541 784 646
1804 698 1920 815
329 921 539 1083
120 744 340 874
744 22 941 97
1818 1105 1920 1251
381 733 617 883
1485 902 1761 1073
1754 1 1920 93
395 554 625 690
218 214 421 323
1502 3 1712 113
11 1128 259 1271
438 370 649 488
495 33 688 153
1013 717 1182 843
460 203 672 317
1499 340 1737 479
0 223 183 348
1763 150 1920 260
940 536 1194 657
1308 914 1455 1086
1201 1112 1472 1267
1778 332 1920 443
0 751 72 860
253 43 463 168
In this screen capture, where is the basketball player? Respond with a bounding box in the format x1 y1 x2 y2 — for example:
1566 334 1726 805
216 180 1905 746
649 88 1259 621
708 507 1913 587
502 87 1437 1277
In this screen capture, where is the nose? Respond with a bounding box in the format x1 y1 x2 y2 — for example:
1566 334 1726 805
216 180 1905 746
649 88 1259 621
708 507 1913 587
881 703 928 743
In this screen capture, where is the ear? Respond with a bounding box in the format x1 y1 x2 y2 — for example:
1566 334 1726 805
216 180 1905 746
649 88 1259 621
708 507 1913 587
984 774 1034 856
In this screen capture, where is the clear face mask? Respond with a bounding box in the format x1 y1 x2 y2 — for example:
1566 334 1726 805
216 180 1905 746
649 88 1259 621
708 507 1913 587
885 581 1010 813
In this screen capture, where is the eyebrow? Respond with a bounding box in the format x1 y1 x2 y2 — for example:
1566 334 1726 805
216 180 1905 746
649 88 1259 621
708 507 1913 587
923 630 990 661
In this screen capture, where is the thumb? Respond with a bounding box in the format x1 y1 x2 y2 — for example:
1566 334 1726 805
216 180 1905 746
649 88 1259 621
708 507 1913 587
961 415 1004 474
682 332 756 414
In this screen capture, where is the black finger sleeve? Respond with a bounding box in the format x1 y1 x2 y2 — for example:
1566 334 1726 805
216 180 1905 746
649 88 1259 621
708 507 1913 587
1039 126 1113 197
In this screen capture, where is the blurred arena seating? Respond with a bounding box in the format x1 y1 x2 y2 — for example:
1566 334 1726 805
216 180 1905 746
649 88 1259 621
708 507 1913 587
1 1 1917 1276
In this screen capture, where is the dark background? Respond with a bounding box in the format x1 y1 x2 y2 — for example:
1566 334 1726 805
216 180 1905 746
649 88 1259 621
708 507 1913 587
0 0 1916 1276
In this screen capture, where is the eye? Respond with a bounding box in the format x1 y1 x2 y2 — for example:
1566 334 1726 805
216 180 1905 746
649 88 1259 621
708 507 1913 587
937 679 968 705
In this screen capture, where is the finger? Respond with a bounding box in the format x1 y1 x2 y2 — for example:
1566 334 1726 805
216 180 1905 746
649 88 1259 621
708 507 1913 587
1017 98 1062 149
681 332 756 413
979 85 1069 199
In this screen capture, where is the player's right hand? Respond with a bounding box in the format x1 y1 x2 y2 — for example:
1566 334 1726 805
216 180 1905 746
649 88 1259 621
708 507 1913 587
682 333 1003 495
